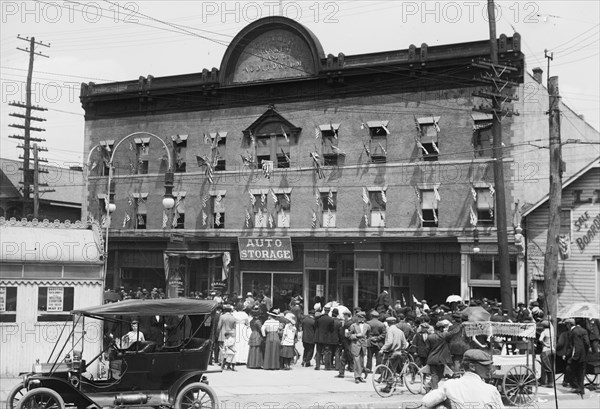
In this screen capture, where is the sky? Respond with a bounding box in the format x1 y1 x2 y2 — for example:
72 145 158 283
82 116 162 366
1 0 599 166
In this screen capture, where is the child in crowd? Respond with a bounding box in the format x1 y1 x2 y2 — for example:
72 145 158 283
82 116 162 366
221 330 237 371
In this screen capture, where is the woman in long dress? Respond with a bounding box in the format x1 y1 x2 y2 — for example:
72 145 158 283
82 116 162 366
247 308 264 369
232 304 251 364
280 314 297 370
261 309 282 370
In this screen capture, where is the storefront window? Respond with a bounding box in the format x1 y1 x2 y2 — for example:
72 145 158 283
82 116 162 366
242 272 302 311
37 287 74 322
0 286 17 323
470 255 517 281
308 269 326 306
357 270 378 311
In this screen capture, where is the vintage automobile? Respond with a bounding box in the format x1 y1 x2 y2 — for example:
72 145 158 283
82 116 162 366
12 298 220 409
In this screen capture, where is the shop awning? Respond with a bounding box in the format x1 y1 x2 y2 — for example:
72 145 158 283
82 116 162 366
0 218 103 264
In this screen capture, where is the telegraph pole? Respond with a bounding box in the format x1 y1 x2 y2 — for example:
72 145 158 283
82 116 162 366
471 0 518 317
32 143 53 219
543 76 562 327
8 35 49 217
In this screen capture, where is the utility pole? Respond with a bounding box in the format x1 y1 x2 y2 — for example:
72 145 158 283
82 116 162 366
8 35 49 218
471 0 519 317
32 143 53 219
543 75 562 328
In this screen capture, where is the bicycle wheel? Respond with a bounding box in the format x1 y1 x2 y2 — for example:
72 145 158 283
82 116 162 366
372 364 396 398
403 362 425 394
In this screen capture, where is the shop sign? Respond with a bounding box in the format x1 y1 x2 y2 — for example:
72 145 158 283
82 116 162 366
0 287 5 312
316 284 324 297
47 287 64 312
168 273 184 294
574 211 600 252
238 237 293 261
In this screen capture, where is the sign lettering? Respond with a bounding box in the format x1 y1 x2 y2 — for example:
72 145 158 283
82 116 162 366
575 212 600 252
47 287 64 312
238 237 293 261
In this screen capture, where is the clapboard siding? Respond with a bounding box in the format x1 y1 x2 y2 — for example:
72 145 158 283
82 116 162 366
524 166 600 308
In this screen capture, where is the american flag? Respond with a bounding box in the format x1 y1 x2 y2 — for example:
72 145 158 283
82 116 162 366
363 142 371 158
469 207 478 226
249 192 256 206
431 139 440 154
284 193 290 203
364 214 369 226
257 208 264 224
123 213 130 228
270 189 278 204
201 194 209 208
215 212 221 227
315 191 320 207
280 148 291 163
431 115 441 132
331 145 346 156
261 193 266 205
381 189 387 204
201 210 207 226
381 123 390 135
311 211 317 228
268 213 274 228
245 210 251 228
416 140 429 155
162 210 168 229
362 187 370 205
172 210 179 228
413 115 422 134
315 127 321 139
417 206 425 223
489 184 496 196
310 152 324 179
378 142 387 156
434 185 441 202
414 187 421 202
328 190 334 207
471 186 477 201
330 122 338 139
432 206 438 223
281 126 289 142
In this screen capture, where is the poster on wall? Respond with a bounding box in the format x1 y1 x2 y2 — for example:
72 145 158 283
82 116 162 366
0 287 5 312
47 287 64 312
316 284 324 297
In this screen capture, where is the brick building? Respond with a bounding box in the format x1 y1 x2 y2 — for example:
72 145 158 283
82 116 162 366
81 16 531 310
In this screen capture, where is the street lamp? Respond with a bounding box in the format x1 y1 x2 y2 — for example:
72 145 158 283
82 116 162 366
100 132 174 290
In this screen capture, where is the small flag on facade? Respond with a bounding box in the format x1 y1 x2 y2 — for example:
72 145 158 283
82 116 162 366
312 211 317 228
284 193 290 203
363 142 371 158
240 152 254 166
310 152 324 179
412 294 419 304
413 115 422 134
431 139 440 154
402 294 407 307
469 207 478 226
202 210 207 226
315 127 321 139
330 122 338 139
381 189 387 204
172 210 179 228
281 126 289 142
362 187 370 205
378 142 387 156
201 194 209 208
249 192 256 206
381 123 390 135
262 160 273 179
268 213 274 228
489 208 494 218
416 140 429 155
257 208 264 225
364 213 369 226
417 206 425 223
331 145 346 156
215 194 222 203
432 205 438 223
315 191 321 207
270 189 278 204
280 208 288 225
123 213 130 228
471 186 477 201
328 189 334 207
162 210 168 229
327 209 334 226
245 210 251 228
280 148 291 163
414 186 421 202
91 161 98 170
431 114 441 132
489 184 495 196
261 193 266 205
434 185 441 202
215 212 221 227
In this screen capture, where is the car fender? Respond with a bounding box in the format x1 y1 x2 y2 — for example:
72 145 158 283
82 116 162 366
27 376 99 408
167 371 208 403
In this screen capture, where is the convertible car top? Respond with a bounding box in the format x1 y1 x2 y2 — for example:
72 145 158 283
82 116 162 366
72 298 219 318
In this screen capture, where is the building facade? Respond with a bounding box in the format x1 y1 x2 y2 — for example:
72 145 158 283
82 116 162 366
81 17 530 310
523 158 600 307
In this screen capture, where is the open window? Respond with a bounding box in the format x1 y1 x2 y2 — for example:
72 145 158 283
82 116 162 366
211 192 225 229
133 193 148 229
476 188 494 226
134 137 150 174
421 190 439 227
99 140 114 176
472 113 493 157
320 190 337 228
276 193 291 227
252 192 268 228
368 189 387 227
211 132 227 171
173 192 186 229
367 121 389 163
415 116 440 161
171 134 188 173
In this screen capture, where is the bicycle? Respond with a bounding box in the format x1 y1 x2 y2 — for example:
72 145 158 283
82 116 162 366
372 351 425 397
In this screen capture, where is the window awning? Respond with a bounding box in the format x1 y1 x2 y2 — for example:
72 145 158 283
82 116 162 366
366 120 389 128
171 134 189 142
471 112 493 121
0 220 103 264
318 123 341 131
134 137 151 144
417 116 441 125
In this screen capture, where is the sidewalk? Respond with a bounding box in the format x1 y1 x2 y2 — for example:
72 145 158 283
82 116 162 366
2 365 599 409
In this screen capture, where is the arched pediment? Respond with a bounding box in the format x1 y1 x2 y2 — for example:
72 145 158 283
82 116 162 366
220 16 325 85
242 106 301 142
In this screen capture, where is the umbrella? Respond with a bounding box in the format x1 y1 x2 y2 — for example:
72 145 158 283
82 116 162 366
557 302 600 319
461 306 491 322
446 295 462 303
324 302 351 317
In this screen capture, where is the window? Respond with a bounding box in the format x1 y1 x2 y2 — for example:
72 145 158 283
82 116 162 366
320 123 341 167
0 286 17 322
253 193 268 228
369 189 386 227
134 137 150 175
255 132 289 169
99 140 114 176
560 209 571 237
213 132 227 171
173 193 186 229
172 134 188 173
416 117 440 161
367 121 389 163
476 188 494 226
134 195 148 229
276 193 291 227
473 120 493 157
470 255 517 281
421 190 439 227
212 193 225 229
320 191 337 228
37 287 74 321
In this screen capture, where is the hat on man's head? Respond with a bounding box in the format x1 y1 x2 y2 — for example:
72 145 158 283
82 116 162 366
386 316 397 324
564 318 575 325
370 310 380 318
324 305 331 311
356 311 366 319
518 302 525 307
247 292 253 296
462 349 493 365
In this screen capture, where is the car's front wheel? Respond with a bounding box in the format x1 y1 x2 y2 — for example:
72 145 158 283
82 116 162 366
175 382 219 409
15 387 65 409
6 381 26 409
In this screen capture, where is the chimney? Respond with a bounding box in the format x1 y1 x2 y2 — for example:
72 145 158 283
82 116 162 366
532 67 543 84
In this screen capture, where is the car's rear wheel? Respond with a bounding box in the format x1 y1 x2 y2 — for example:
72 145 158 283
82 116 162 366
6 381 26 409
15 388 64 409
175 382 219 409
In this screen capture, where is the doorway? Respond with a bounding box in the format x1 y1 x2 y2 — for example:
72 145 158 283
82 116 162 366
424 275 460 306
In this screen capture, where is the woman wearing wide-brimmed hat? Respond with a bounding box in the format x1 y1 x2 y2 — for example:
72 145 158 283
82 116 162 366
247 306 265 369
261 308 283 370
280 313 297 370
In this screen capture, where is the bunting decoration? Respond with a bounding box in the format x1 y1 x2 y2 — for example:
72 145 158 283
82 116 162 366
197 155 214 184
378 142 387 156
268 213 274 228
381 188 387 204
201 194 209 208
310 152 324 179
312 211 317 228
240 152 254 166
362 187 370 205
249 192 256 206
328 189 334 207
270 189 278 204
280 148 291 163
489 184 496 196
315 192 321 207
315 127 321 139
414 186 421 202
201 210 207 226
261 193 266 205
434 185 441 202
215 212 222 227
162 210 168 229
245 210 251 228
471 186 477 201
281 126 289 142
469 207 478 226
363 142 371 158
137 214 145 226
262 160 274 179
331 145 346 156
431 139 440 154
416 139 429 155
123 213 130 228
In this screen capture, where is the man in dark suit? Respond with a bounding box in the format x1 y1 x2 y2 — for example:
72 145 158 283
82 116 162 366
314 305 335 370
335 310 355 378
565 318 591 395
348 311 371 383
301 310 316 367
375 289 391 313
366 310 386 373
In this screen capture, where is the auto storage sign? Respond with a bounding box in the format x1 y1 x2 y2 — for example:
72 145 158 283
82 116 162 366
238 237 293 261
